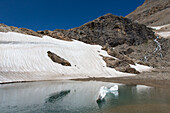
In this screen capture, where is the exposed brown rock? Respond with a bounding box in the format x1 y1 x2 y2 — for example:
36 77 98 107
0 24 42 37
102 56 118 68
47 51 71 66
0 24 72 41
116 66 140 74
126 0 170 26
113 38 170 68
102 56 140 74
106 47 135 65
136 61 150 66
37 30 72 41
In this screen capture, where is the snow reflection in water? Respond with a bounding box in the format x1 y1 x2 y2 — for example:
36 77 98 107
0 80 170 113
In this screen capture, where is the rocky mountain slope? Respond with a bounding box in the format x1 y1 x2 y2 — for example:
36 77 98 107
126 0 170 26
0 13 156 83
1 31 147 83
1 10 170 83
38 13 155 47
37 13 170 69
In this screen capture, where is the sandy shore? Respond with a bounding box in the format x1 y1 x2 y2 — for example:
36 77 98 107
72 68 170 89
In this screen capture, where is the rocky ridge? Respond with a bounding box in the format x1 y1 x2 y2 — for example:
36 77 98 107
0 24 42 37
45 13 155 47
126 0 170 26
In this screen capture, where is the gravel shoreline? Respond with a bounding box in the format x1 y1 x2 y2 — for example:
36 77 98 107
72 68 170 89
1 68 169 89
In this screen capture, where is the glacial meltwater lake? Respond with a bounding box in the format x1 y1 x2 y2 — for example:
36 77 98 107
0 80 170 113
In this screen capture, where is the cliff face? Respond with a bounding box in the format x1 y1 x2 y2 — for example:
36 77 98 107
38 13 155 47
126 0 170 26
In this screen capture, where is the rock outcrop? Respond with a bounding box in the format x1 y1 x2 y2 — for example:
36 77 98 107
101 46 140 74
126 0 170 26
113 38 170 68
47 51 71 66
62 13 155 47
37 30 72 41
102 56 140 74
0 24 42 37
36 13 155 47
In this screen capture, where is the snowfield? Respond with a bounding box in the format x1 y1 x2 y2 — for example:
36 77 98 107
0 32 151 83
150 24 170 30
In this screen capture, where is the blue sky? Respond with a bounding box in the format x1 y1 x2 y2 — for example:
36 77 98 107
0 0 144 31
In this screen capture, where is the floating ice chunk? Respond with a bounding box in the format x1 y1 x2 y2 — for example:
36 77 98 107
109 85 119 96
97 86 108 101
96 85 119 102
109 85 118 92
110 90 119 96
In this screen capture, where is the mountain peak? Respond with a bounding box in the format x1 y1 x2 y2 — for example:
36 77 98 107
63 14 155 47
126 0 170 26
97 13 124 20
101 13 114 17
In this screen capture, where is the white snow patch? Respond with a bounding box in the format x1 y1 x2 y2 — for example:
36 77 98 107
157 31 170 38
130 63 152 72
149 24 170 38
0 32 134 83
150 24 170 30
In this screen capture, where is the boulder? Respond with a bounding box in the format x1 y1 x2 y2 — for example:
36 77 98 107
102 56 140 74
47 51 71 66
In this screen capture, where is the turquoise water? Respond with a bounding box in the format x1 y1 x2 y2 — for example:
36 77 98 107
0 80 170 113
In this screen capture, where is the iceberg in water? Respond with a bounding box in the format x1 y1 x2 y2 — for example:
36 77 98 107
96 85 119 102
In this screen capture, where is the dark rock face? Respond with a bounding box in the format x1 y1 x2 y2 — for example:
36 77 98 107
0 24 42 37
63 13 155 47
126 0 170 26
47 51 71 66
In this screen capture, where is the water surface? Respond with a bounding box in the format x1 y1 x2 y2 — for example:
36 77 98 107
0 80 170 113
